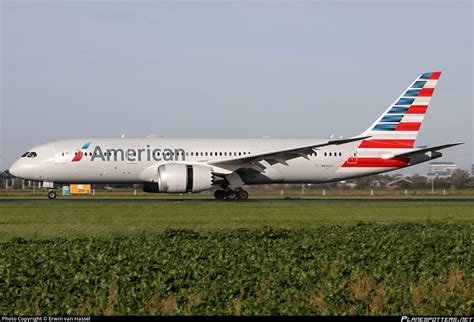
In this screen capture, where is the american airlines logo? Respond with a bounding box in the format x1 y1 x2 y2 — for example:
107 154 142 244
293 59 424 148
71 142 91 162
72 142 186 162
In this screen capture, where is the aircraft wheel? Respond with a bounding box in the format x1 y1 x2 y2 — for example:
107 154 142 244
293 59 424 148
225 190 237 200
236 190 249 200
214 190 226 200
48 190 57 200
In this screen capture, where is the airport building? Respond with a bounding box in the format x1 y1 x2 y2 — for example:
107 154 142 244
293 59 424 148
427 161 457 179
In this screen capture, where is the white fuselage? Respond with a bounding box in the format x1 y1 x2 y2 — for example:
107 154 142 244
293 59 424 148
9 137 374 185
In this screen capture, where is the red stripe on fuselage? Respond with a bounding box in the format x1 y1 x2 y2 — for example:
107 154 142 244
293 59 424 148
341 157 409 168
406 105 428 114
358 139 415 148
395 122 421 131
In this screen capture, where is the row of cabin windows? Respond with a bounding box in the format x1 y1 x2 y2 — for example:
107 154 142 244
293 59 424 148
65 151 253 157
309 152 343 157
64 151 344 157
188 151 251 157
324 152 343 157
65 151 255 157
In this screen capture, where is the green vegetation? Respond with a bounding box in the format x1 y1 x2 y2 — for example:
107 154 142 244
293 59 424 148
1 201 472 315
0 201 473 240
1 187 474 198
1 225 472 315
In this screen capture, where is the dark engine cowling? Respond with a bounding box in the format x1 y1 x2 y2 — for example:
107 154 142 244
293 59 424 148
143 163 214 193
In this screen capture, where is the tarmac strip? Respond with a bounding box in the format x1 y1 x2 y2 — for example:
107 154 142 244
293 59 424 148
0 198 473 203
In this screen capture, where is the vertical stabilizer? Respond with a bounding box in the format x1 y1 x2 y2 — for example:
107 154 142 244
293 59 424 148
361 71 441 148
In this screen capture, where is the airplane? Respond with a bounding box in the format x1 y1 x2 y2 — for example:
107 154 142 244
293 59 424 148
7 71 463 200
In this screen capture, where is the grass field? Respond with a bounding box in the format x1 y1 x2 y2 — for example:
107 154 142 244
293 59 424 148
1 187 473 199
0 201 473 240
1 201 472 315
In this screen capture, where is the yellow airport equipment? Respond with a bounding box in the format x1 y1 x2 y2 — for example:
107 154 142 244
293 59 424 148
70 184 91 194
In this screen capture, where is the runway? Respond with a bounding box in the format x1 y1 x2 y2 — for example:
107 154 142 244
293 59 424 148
0 198 473 203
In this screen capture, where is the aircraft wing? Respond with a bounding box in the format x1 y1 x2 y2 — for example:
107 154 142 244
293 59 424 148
207 136 370 172
388 142 464 159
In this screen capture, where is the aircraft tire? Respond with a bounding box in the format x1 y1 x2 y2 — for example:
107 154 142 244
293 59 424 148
225 190 237 200
236 190 249 200
214 190 226 200
48 190 57 200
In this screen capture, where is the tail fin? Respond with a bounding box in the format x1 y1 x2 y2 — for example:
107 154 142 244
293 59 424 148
361 71 441 148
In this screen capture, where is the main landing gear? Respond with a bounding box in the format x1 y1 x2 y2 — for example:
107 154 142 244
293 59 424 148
47 189 57 200
214 189 249 200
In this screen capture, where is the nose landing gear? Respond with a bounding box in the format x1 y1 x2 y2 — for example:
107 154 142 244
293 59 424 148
47 190 57 200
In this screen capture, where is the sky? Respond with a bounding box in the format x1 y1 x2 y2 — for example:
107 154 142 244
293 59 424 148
1 0 472 175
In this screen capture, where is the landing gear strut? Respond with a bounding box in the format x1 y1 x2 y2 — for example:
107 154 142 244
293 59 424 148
214 189 249 200
48 189 57 200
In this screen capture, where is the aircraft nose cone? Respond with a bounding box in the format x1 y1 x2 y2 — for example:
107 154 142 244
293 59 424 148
8 162 22 178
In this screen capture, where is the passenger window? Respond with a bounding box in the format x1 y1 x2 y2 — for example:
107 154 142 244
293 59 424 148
220 152 222 156
324 152 327 156
205 152 208 156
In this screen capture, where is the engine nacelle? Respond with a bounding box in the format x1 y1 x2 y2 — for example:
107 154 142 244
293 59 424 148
145 163 214 193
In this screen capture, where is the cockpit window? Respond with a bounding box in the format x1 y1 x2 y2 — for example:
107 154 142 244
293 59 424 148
27 152 37 158
21 152 30 158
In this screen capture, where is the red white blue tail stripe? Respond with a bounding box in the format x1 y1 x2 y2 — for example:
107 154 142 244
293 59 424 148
339 72 441 172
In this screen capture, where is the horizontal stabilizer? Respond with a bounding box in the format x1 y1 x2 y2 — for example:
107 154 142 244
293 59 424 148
390 142 463 159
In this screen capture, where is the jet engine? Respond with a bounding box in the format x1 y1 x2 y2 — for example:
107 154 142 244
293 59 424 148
143 163 215 193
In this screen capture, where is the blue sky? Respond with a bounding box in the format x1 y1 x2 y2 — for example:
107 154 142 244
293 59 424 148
1 1 472 174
